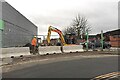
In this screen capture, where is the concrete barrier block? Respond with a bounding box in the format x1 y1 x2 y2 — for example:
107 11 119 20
39 46 61 55
2 47 30 58
109 47 120 51
63 45 84 53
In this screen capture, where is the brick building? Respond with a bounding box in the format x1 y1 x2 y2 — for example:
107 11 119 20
97 29 120 47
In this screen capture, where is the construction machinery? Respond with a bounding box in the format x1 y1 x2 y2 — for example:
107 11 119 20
46 26 67 46
46 26 77 46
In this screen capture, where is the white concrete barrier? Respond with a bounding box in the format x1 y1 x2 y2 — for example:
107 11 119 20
39 46 61 55
63 45 84 53
110 47 120 51
2 47 30 58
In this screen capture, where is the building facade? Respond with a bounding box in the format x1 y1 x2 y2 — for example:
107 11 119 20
0 1 37 48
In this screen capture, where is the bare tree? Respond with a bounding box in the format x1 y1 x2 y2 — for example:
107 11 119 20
63 14 91 39
63 26 76 35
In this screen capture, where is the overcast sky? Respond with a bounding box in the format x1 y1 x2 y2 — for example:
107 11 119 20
5 0 119 36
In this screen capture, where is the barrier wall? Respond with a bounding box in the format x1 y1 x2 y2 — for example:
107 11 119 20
2 47 30 58
62 45 84 53
109 47 120 52
39 46 61 55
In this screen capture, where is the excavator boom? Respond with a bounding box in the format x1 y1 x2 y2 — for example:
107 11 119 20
46 26 67 46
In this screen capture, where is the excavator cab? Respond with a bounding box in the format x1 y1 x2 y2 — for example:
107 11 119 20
65 33 76 44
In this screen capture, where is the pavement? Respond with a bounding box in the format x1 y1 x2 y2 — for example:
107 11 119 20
2 51 119 78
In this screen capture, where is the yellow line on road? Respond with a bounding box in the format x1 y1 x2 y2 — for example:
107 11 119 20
92 72 120 80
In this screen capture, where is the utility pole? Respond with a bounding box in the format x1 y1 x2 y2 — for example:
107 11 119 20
86 29 89 51
101 30 104 51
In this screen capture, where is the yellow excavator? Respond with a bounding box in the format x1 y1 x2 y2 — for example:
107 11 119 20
46 26 67 46
46 26 77 46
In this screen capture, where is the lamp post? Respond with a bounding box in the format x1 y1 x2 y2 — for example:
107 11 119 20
101 30 104 51
86 30 89 51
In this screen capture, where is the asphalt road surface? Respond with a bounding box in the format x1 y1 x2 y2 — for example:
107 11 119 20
2 55 119 78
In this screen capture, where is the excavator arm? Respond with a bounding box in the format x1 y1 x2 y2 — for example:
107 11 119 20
46 26 67 46
46 26 52 45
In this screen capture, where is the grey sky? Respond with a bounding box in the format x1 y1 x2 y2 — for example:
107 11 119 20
6 0 119 36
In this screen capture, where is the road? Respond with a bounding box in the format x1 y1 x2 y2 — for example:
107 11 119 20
2 55 119 78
